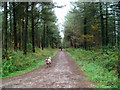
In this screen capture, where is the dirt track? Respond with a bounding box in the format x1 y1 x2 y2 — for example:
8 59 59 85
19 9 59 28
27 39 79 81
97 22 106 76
2 50 95 88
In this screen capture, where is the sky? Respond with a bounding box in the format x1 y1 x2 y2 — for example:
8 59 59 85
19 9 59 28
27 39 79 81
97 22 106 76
53 0 75 38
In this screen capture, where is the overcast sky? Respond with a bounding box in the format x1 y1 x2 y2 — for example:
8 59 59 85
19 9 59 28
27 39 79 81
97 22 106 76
53 0 75 38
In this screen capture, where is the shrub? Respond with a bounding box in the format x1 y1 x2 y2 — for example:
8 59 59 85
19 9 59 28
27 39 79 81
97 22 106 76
2 48 57 78
67 48 118 88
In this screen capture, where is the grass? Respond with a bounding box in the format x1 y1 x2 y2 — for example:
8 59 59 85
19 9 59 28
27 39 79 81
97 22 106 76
1 48 58 79
2 60 45 79
66 48 119 88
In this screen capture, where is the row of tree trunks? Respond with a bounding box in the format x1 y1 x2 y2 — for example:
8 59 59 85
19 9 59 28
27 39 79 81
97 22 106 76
2 2 62 57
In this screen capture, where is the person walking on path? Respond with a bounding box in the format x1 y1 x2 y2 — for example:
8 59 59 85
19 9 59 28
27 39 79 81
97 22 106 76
61 47 62 51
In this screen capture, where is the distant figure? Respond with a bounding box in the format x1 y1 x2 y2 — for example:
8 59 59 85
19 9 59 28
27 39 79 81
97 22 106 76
61 47 62 51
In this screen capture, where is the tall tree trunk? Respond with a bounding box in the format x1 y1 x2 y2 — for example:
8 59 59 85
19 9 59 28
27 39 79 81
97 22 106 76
84 17 87 50
31 2 35 53
99 2 105 46
42 21 46 50
83 3 87 50
24 2 28 54
112 10 116 46
117 1 120 47
22 18 25 50
4 2 8 57
105 3 108 46
9 2 12 48
12 2 17 50
19 18 22 50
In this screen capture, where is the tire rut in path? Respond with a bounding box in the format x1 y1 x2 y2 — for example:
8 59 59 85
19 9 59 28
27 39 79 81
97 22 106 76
2 50 95 88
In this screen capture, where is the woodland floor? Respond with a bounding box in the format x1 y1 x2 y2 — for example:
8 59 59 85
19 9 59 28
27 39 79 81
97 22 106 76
2 50 95 88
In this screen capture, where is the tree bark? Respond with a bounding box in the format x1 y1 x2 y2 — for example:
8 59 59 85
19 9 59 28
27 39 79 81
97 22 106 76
9 2 12 48
42 21 46 50
31 2 35 53
105 3 108 46
12 2 17 50
99 2 105 46
4 2 8 57
83 3 87 50
24 2 28 54
84 17 87 50
21 17 24 50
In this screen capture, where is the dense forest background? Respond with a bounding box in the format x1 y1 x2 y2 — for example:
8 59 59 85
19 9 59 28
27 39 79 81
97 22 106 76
0 1 120 88
64 2 120 49
1 2 120 59
1 2 61 56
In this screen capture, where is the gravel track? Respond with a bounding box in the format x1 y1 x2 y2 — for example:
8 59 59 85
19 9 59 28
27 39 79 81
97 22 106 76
2 50 95 88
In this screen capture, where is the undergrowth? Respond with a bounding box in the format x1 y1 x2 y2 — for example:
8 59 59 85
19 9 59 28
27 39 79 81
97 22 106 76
1 48 57 78
67 48 119 88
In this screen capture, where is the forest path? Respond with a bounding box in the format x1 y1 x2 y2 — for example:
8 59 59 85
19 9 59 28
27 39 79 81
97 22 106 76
2 50 95 88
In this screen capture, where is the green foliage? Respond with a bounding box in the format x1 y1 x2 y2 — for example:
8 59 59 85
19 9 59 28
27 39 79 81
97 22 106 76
64 2 120 48
67 48 119 88
64 2 100 48
2 48 57 78
27 43 33 52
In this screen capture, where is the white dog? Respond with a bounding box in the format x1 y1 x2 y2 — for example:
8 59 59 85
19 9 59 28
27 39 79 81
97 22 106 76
48 57 52 64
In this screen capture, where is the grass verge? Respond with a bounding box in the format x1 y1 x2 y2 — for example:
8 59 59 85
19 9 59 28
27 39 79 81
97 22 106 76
1 48 58 79
66 48 119 88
